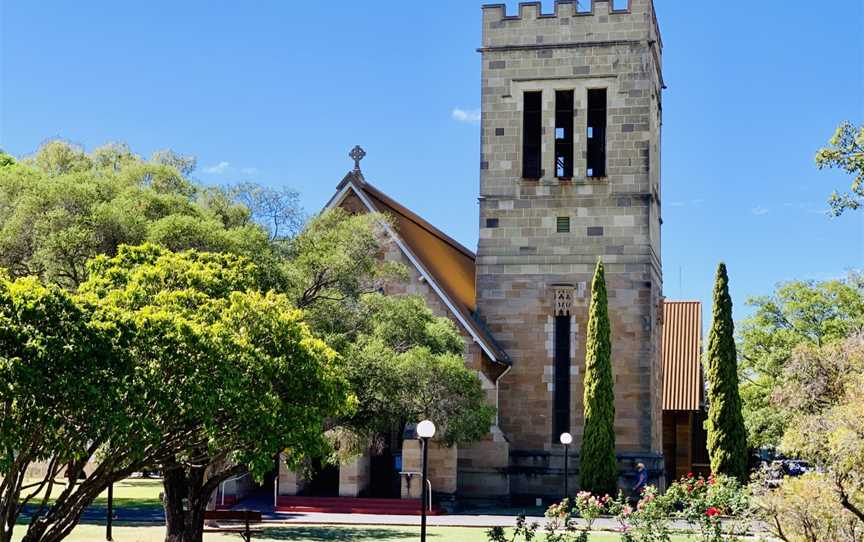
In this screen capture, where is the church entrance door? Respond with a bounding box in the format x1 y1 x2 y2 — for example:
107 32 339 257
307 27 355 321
368 431 401 498
301 457 339 497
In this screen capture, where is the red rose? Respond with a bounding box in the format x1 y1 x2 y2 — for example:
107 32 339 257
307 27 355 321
706 507 720 517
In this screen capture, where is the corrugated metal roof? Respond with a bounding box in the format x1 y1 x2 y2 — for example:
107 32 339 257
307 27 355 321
662 300 703 411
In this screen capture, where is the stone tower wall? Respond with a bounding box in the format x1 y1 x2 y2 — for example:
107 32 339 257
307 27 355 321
477 0 664 495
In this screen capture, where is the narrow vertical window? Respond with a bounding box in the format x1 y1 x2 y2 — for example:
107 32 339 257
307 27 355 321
553 314 571 438
522 91 542 178
555 90 574 178
586 89 607 178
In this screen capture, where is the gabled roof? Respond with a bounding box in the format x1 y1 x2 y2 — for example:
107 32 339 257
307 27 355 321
325 171 510 365
662 300 703 411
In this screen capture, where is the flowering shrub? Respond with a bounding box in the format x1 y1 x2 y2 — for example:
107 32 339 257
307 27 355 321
489 477 752 542
663 473 750 542
573 491 609 531
543 498 587 542
628 486 674 542
605 492 635 540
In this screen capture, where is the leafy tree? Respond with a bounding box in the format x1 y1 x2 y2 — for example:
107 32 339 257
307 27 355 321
0 140 273 289
738 276 864 448
0 274 133 542
336 294 494 451
281 207 402 311
150 149 196 177
274 208 495 458
817 121 864 216
756 473 863 542
231 182 304 242
580 259 617 496
22 140 92 176
0 151 15 167
75 245 352 542
705 263 748 482
756 336 864 539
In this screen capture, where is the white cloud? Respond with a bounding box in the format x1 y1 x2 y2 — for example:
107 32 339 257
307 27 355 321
205 161 231 174
667 198 702 208
203 162 260 178
452 108 481 124
751 206 770 216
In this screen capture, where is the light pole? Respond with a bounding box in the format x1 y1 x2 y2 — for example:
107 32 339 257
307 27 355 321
416 420 436 542
106 482 114 541
559 432 573 501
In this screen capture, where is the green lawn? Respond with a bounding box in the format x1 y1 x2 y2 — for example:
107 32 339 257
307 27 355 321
9 523 701 542
93 478 164 508
24 477 163 510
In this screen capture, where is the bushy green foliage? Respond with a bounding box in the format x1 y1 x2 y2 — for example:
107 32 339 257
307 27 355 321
816 121 864 215
336 293 494 449
78 243 354 473
738 275 864 448
7 244 353 542
705 263 748 482
0 275 122 542
580 259 617 496
0 140 273 289
281 207 402 311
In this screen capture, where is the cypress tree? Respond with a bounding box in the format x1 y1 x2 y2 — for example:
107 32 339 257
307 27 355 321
705 262 749 482
580 259 618 495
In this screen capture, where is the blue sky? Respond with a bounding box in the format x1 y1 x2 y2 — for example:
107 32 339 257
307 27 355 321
1 1 862 323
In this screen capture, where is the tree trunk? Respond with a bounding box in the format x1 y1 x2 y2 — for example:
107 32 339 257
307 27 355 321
162 467 188 542
162 465 211 542
162 461 248 542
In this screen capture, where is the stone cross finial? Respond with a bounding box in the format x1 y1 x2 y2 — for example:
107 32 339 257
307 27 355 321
349 145 366 172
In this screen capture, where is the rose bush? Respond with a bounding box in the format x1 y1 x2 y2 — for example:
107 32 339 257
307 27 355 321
488 476 752 542
663 473 751 542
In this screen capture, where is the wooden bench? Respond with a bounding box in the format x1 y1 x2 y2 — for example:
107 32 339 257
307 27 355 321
202 510 263 542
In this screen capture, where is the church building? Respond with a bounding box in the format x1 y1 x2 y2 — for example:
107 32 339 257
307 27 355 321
273 0 707 507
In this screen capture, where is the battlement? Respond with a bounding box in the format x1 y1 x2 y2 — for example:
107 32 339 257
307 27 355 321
481 0 661 52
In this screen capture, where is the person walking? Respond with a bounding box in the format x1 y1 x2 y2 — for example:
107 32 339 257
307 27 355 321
631 463 648 505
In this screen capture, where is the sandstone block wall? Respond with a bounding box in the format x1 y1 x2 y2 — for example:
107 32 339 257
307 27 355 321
477 0 664 492
401 440 458 497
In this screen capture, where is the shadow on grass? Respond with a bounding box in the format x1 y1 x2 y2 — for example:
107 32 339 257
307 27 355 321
261 526 443 541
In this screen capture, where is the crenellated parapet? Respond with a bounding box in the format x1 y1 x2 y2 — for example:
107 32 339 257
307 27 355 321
481 0 661 53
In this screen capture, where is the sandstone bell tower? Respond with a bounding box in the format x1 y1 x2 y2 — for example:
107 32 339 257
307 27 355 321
476 0 665 495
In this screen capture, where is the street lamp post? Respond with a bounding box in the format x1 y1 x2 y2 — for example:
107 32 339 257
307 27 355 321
416 420 436 542
559 432 573 501
106 482 114 541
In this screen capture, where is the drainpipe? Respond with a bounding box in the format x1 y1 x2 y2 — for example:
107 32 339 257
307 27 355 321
493 365 512 428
